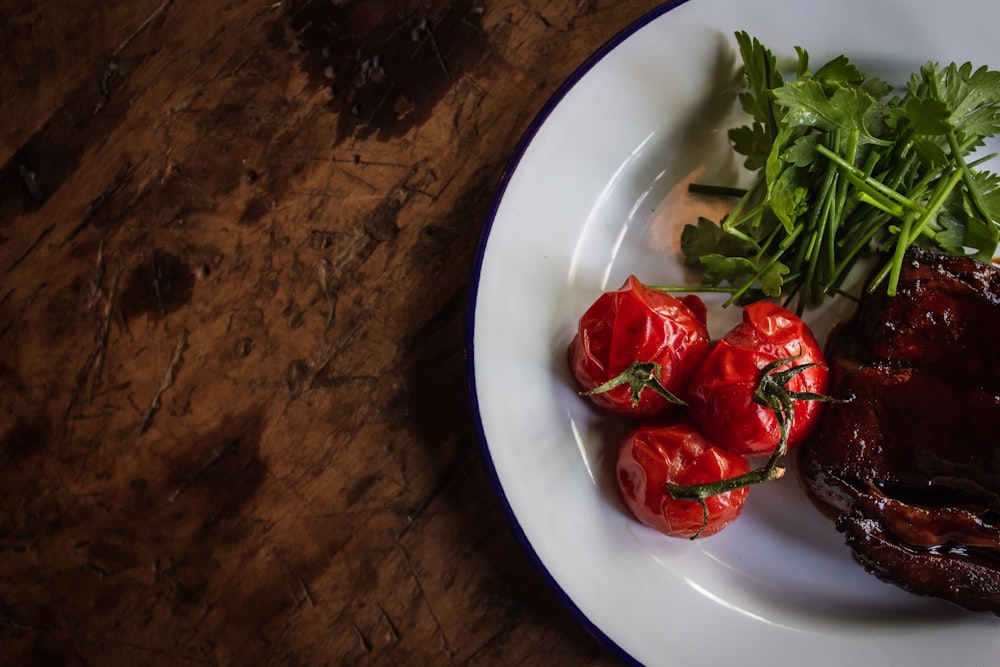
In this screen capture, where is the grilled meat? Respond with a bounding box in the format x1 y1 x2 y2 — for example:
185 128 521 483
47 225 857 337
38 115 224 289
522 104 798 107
797 246 1000 613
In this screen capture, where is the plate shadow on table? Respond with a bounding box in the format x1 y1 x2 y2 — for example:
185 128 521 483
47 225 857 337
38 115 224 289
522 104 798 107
401 180 619 662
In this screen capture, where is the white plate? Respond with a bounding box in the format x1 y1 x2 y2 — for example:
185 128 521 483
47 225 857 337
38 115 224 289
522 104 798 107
467 1 1000 664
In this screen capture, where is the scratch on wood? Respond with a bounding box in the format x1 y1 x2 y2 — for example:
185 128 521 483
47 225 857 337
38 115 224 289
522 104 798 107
290 567 315 607
64 258 122 421
394 543 452 656
316 258 335 327
150 252 167 319
8 224 55 271
94 61 121 114
376 603 401 643
166 436 239 503
63 347 107 421
312 313 369 375
139 328 189 435
0 282 47 341
62 161 134 246
396 458 467 541
115 0 175 55
353 623 373 653
91 260 122 393
277 312 370 417
88 241 107 310
230 48 258 77
287 581 301 609
424 19 453 83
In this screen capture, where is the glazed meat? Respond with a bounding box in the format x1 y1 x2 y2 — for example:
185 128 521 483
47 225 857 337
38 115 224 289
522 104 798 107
797 246 1000 613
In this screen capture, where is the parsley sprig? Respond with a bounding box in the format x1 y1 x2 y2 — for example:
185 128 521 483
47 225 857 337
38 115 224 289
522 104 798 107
677 31 1000 312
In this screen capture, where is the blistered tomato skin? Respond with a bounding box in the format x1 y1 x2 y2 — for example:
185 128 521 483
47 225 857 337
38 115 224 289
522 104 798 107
685 301 829 456
568 276 712 419
616 419 751 539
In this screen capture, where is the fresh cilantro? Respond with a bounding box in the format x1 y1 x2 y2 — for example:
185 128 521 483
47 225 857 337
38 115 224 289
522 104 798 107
677 33 1000 311
680 217 756 268
773 79 887 147
698 254 789 298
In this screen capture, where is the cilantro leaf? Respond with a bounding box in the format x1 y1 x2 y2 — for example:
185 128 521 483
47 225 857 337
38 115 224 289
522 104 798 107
780 133 821 168
698 254 789 298
928 61 1000 139
813 54 864 86
932 211 968 254
758 259 791 296
729 123 774 171
734 31 785 136
773 79 889 146
889 95 952 135
680 217 755 268
973 169 1000 220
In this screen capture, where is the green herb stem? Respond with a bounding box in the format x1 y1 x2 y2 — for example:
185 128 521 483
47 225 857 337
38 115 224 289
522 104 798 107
677 35 1000 310
688 183 749 198
815 144 924 216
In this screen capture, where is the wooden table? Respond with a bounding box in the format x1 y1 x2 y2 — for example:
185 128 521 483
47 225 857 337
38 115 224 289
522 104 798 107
0 0 671 664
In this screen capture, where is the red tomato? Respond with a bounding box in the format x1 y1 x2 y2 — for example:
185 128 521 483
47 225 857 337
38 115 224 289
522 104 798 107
568 276 711 418
684 301 829 456
616 419 751 539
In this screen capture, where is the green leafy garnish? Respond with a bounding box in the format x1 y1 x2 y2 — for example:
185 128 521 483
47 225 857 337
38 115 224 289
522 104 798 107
679 31 1000 311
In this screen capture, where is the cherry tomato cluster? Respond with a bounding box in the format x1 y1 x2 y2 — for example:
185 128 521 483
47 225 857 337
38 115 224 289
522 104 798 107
568 276 831 539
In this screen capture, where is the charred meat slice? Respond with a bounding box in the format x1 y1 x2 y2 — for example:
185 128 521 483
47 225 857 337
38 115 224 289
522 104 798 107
838 513 1000 614
797 246 1000 613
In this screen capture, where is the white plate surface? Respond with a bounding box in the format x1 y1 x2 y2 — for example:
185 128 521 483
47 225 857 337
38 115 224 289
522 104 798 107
467 1 1000 664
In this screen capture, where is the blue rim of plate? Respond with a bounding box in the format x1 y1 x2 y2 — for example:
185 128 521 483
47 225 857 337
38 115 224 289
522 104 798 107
464 1 693 664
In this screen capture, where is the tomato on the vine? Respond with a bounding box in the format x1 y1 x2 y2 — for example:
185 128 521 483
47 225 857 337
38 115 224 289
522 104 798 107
616 419 751 539
684 301 829 456
568 276 711 418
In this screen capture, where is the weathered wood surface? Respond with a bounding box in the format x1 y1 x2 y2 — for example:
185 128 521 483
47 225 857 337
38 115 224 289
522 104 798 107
0 1 664 664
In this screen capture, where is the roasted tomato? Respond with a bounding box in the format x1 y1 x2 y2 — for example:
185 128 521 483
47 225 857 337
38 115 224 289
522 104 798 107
616 419 751 539
684 301 829 456
569 276 711 418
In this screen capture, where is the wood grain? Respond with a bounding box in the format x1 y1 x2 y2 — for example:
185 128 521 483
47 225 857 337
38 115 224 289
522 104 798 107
0 1 663 663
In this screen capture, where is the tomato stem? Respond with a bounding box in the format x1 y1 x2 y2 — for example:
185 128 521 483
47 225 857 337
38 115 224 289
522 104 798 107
580 360 686 407
666 352 846 539
666 420 789 540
